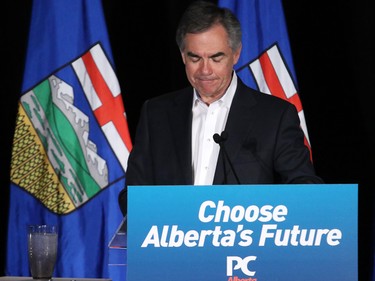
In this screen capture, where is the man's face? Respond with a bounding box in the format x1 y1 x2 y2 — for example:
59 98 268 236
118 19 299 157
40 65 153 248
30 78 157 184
181 24 241 104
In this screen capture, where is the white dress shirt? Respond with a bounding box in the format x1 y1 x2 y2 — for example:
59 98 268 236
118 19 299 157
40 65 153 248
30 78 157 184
191 72 238 185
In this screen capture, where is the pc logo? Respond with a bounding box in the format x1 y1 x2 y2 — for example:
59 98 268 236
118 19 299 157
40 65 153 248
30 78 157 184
227 256 257 276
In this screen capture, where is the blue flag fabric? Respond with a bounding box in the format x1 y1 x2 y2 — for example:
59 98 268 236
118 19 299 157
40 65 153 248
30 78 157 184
218 0 313 158
6 1 131 281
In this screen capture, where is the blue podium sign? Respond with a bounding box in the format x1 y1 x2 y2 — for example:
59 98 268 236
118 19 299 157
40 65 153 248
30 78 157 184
127 184 357 281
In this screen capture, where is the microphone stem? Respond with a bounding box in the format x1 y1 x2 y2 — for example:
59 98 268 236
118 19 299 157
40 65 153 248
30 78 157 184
221 144 227 184
220 144 241 184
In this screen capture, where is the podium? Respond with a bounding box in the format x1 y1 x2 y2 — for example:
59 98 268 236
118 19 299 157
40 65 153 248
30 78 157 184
126 184 358 281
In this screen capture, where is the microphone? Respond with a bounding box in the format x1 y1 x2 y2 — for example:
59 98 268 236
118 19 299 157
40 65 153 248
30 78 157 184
213 131 228 143
213 131 241 184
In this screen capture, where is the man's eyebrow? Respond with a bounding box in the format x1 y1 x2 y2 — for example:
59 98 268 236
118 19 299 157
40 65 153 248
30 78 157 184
186 52 225 58
210 52 225 58
187 52 200 58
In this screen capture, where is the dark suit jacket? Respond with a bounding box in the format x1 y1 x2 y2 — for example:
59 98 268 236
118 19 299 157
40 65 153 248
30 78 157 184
119 78 323 214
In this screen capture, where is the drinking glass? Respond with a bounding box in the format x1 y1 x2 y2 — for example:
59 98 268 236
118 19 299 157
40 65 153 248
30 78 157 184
28 225 58 280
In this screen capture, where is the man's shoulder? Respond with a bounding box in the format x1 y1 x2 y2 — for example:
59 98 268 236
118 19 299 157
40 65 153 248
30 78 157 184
237 80 292 108
147 86 193 105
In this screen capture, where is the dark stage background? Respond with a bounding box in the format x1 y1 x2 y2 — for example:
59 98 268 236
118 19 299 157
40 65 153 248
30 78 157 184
1 1 374 280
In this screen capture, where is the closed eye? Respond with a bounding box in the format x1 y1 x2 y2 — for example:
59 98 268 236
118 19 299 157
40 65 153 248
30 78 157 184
210 52 225 62
187 52 201 63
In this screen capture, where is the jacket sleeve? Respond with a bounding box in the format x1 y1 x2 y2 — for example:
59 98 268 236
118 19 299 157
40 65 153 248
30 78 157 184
118 100 154 215
274 103 324 184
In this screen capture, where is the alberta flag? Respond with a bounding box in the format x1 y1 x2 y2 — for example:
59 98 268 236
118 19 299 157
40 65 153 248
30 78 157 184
218 0 313 159
6 1 131 281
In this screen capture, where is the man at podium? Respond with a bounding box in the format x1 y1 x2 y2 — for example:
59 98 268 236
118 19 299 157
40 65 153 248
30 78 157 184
118 1 323 215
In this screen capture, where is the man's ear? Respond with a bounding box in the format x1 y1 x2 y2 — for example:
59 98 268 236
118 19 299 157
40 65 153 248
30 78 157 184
181 52 186 64
234 43 242 65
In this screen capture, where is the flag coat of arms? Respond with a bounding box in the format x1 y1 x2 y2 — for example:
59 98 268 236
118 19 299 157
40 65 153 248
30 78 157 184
218 0 313 159
7 1 131 280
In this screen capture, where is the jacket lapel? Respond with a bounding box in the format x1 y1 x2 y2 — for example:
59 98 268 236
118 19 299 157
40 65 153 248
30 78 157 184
168 87 194 184
214 80 258 184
